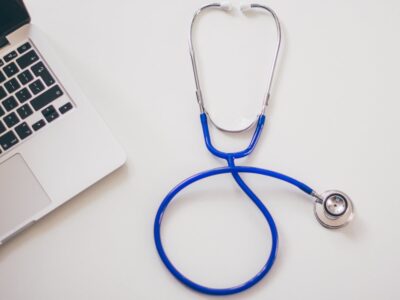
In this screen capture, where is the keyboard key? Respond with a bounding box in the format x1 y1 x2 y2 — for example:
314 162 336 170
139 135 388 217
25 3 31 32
0 59 3 67
15 88 32 103
17 42 31 54
29 79 45 95
32 119 46 131
32 62 55 86
4 50 18 62
15 122 32 140
0 70 5 83
31 85 63 111
42 105 59 123
18 69 34 85
3 62 19 77
0 86 6 100
0 131 18 150
0 121 5 134
17 104 33 119
0 106 4 117
4 78 21 93
3 112 19 128
59 102 73 114
2 96 18 111
16 50 39 70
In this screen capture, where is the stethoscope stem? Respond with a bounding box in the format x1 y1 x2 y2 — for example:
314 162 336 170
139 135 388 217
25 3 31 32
154 112 353 295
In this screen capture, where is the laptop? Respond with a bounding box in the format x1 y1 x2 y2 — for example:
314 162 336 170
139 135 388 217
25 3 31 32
0 0 126 244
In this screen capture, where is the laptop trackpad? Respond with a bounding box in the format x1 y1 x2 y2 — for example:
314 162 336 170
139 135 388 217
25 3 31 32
0 154 51 239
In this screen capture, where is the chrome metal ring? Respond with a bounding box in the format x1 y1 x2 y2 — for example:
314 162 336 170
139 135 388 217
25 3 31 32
206 112 259 133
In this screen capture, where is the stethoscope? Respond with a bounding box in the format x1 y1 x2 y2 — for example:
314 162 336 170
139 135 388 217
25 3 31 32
154 2 354 296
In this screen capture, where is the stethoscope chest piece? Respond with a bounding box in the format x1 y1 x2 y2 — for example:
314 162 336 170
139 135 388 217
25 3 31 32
314 190 354 229
154 2 356 296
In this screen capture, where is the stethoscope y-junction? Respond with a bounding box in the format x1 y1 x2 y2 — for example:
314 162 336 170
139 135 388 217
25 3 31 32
154 2 354 296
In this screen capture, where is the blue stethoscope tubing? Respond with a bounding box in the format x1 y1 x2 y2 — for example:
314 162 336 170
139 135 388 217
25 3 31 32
154 113 315 296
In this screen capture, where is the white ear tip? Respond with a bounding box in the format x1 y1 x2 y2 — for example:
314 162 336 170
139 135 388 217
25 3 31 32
220 1 233 11
240 3 252 12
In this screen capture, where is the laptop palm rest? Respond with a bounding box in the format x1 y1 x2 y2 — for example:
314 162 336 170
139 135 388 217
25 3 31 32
0 154 50 240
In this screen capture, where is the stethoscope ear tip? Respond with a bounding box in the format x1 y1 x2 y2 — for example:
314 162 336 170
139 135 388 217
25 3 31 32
220 1 233 11
219 2 253 13
240 3 252 12
314 190 354 229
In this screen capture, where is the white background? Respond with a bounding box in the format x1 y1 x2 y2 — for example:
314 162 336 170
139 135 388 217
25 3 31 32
0 0 399 299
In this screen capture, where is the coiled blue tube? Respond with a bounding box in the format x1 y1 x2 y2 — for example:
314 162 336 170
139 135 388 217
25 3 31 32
154 114 314 296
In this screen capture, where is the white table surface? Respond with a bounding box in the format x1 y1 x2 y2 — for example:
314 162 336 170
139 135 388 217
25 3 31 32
1 0 399 299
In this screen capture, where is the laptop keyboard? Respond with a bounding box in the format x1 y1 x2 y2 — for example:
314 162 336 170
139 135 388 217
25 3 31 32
0 41 74 156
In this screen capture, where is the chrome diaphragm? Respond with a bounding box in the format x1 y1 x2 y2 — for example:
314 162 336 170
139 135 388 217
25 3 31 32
314 190 354 229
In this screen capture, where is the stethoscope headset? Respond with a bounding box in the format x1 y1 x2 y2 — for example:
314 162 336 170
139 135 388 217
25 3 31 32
154 2 355 296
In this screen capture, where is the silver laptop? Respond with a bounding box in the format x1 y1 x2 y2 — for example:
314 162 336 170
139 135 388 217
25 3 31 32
0 0 126 244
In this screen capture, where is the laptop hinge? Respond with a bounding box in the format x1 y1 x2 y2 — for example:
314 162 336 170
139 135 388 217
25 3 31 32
0 0 31 49
0 36 10 49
